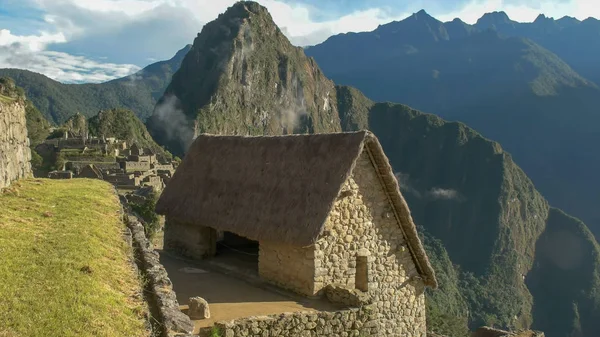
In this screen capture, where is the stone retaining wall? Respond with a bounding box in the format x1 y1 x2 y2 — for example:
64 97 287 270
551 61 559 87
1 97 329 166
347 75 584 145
0 100 31 188
215 305 380 337
120 197 194 337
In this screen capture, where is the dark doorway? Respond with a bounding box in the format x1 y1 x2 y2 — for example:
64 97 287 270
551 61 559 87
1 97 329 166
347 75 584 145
215 231 259 273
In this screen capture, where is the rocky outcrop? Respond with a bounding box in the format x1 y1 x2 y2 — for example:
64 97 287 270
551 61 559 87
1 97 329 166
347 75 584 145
148 1 341 156
0 99 31 188
188 296 210 320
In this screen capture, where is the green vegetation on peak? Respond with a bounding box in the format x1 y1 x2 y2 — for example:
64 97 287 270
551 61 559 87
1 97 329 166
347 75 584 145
0 77 25 102
63 112 89 137
148 1 341 155
0 44 191 124
0 179 148 336
88 108 172 161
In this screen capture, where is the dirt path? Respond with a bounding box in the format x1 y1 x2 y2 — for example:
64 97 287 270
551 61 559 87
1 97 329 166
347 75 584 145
159 253 336 334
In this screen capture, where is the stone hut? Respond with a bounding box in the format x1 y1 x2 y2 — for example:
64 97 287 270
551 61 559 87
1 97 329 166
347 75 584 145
156 131 437 336
77 164 103 180
130 143 143 156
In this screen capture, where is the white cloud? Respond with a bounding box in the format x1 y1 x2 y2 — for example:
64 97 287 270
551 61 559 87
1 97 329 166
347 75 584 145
0 29 139 83
0 29 66 52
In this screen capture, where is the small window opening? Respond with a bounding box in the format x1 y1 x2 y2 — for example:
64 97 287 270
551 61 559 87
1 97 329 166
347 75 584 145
355 255 369 292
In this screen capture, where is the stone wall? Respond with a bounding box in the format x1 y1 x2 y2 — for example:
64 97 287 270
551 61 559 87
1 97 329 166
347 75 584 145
0 100 31 188
124 161 152 172
215 305 380 337
121 198 194 337
164 217 216 259
313 151 427 336
258 241 315 296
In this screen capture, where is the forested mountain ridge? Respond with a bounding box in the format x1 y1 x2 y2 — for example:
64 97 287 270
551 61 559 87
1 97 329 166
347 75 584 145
0 44 191 124
474 11 600 85
304 10 600 240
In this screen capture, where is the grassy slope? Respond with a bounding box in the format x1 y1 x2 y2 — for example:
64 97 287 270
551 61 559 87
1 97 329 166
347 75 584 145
0 179 147 337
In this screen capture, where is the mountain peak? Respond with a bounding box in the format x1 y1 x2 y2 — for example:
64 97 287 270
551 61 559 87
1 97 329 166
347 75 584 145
534 13 553 23
411 9 438 22
148 0 341 155
173 44 192 59
476 11 513 26
556 15 580 26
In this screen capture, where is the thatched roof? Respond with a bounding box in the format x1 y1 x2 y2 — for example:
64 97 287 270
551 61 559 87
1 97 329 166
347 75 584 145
156 131 437 288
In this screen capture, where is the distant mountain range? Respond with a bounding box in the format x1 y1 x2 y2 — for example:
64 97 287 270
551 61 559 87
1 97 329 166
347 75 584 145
0 45 191 124
474 11 600 85
304 9 600 241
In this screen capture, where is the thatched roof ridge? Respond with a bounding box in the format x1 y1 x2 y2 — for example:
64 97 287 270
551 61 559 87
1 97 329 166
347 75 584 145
362 132 437 288
156 130 437 288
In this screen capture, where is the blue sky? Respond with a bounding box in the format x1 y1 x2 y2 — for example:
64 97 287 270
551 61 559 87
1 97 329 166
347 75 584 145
0 0 596 83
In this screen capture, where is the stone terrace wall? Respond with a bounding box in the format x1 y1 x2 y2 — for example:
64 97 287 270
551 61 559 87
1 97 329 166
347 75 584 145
121 199 194 337
215 305 380 337
0 100 31 188
313 151 427 337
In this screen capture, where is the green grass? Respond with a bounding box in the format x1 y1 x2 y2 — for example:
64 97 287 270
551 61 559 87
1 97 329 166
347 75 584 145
210 326 222 337
0 179 148 337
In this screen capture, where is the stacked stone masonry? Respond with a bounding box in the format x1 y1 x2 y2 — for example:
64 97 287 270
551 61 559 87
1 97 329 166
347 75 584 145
121 197 194 336
215 306 380 337
164 219 216 259
255 152 427 336
258 242 316 296
0 100 31 188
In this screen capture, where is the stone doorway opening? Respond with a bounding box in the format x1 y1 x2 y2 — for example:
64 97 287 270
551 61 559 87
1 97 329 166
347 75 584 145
215 231 259 274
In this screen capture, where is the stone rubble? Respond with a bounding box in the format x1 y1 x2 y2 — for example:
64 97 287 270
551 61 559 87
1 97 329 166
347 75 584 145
188 296 210 320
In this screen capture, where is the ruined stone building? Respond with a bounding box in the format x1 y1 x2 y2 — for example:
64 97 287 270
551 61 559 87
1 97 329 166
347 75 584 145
156 131 438 336
77 164 103 179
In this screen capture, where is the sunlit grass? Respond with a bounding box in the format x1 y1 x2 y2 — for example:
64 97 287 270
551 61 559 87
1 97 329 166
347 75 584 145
0 179 148 337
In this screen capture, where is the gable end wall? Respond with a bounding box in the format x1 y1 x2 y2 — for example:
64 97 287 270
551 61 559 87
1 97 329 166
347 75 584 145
314 150 427 336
